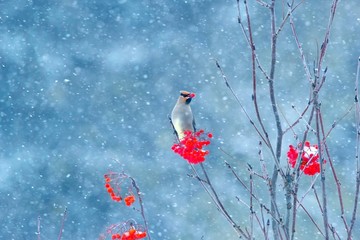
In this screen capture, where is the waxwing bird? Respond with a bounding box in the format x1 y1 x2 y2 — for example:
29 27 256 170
171 90 196 140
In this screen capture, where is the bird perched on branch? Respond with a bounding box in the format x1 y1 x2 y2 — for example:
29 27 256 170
171 90 196 140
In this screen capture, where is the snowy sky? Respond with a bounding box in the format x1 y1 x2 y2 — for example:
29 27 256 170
0 0 359 239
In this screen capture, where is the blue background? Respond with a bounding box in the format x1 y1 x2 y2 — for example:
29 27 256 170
0 0 359 239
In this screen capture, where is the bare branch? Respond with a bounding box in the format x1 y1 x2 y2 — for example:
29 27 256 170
214 59 268 146
348 56 360 239
288 9 313 83
57 208 67 240
318 111 349 233
200 163 250 239
129 176 152 240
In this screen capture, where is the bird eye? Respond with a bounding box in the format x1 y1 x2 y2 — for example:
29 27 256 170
180 93 189 97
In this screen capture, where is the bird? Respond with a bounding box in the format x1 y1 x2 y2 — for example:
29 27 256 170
171 90 196 140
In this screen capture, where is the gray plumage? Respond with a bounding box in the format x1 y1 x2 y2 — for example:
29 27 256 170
171 90 196 140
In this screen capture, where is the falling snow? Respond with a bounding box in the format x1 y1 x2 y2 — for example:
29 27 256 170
0 0 359 239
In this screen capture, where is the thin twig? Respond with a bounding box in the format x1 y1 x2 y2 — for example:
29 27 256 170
248 164 254 239
214 59 268 146
169 116 248 238
186 173 208 184
318 111 349 232
129 177 151 240
317 0 339 72
243 0 272 152
282 102 313 135
237 0 270 81
57 207 67 240
292 104 317 134
256 0 270 8
189 165 225 214
296 200 325 237
296 174 319 209
224 160 259 202
348 56 360 239
313 1 341 237
275 0 304 37
288 7 312 83
268 0 288 237
313 185 341 238
315 80 329 240
200 163 249 239
323 105 354 140
278 105 298 139
258 141 269 180
291 105 316 240
37 216 41 240
312 185 323 213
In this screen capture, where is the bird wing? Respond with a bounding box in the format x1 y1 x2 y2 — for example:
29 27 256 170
168 114 179 138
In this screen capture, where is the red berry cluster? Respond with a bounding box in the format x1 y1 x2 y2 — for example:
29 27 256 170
101 174 148 240
171 129 212 164
124 195 135 207
111 228 147 240
102 221 147 240
287 141 325 176
105 174 122 202
104 173 135 207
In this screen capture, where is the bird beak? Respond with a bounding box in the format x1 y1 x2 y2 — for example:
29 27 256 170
189 93 196 98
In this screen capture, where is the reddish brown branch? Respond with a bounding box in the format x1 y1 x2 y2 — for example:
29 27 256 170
129 176 151 240
348 57 360 239
318 111 349 232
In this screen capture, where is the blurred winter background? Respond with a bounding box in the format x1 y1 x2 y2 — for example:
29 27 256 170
0 0 359 239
